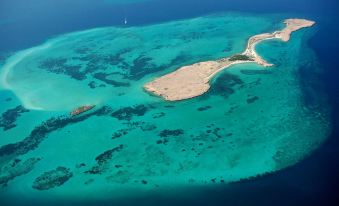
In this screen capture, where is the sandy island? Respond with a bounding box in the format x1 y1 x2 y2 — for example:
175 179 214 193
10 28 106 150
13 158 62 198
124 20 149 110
144 19 315 101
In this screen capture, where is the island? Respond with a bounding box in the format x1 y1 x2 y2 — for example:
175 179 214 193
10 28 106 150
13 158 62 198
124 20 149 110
144 19 315 101
70 105 95 116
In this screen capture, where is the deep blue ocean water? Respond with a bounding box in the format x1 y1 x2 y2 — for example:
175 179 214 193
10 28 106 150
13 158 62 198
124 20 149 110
0 0 338 205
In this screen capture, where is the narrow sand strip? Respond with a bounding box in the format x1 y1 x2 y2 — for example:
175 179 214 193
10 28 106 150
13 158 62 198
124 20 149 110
144 19 315 101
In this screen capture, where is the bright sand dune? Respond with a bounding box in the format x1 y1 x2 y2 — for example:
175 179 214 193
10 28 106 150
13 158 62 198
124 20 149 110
144 19 315 101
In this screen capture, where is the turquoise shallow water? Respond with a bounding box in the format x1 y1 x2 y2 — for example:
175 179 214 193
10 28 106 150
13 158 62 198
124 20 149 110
0 13 331 200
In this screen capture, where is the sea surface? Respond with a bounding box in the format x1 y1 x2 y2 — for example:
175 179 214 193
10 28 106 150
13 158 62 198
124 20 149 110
0 0 338 205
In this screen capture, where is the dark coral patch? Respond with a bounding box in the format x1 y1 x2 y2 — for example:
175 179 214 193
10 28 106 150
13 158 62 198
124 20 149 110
86 145 124 174
0 105 29 131
140 123 157 132
111 121 156 139
225 105 238 114
39 58 86 81
129 55 154 76
156 139 169 145
246 95 259 104
205 72 243 99
112 129 129 139
141 180 148 184
88 81 97 89
111 105 149 121
126 53 191 80
93 72 130 87
152 112 165 119
197 105 212 111
159 129 184 137
76 163 86 168
32 167 73 190
95 144 124 165
211 128 223 138
39 48 137 85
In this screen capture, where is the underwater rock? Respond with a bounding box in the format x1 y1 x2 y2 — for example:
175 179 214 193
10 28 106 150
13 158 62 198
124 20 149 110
0 105 29 131
0 157 40 187
32 167 73 190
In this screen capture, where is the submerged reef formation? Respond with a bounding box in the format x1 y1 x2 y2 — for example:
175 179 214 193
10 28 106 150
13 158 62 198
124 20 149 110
206 72 244 99
85 145 124 174
0 14 331 201
159 129 184 137
0 104 152 160
39 58 85 80
111 105 149 121
0 105 29 131
0 106 113 159
0 157 40 187
32 167 73 190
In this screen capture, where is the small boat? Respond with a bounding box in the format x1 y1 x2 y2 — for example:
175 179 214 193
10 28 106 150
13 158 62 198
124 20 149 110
124 17 127 25
70 105 95 116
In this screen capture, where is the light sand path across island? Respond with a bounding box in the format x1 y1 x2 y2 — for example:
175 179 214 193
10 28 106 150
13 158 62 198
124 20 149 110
144 19 315 101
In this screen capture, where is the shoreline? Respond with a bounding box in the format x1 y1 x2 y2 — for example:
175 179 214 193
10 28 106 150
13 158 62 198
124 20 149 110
144 18 315 101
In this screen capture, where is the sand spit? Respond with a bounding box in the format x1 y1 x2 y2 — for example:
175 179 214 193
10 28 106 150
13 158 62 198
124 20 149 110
144 19 315 101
